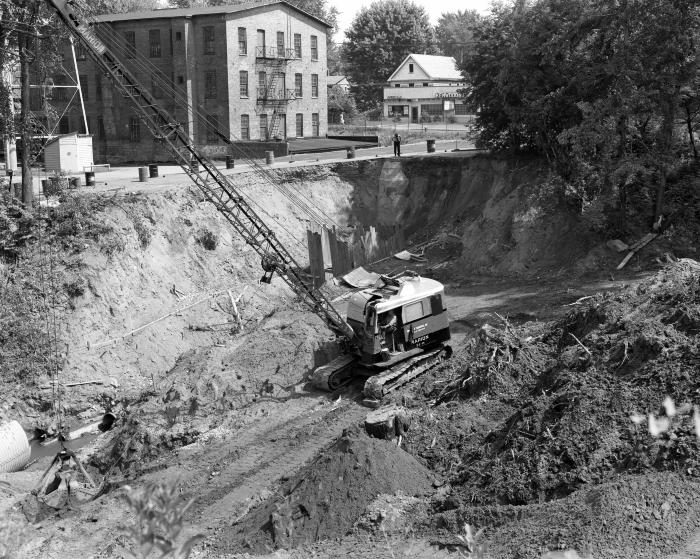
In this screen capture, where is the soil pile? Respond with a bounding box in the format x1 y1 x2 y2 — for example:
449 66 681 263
402 259 700 557
219 426 433 554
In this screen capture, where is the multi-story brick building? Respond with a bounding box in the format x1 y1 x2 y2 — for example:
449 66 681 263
58 1 330 162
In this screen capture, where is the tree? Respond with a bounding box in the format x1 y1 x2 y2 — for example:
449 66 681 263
328 84 357 123
90 0 161 14
463 0 700 225
435 9 481 64
344 0 436 110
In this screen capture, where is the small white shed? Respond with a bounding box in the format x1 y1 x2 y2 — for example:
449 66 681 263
43 133 94 173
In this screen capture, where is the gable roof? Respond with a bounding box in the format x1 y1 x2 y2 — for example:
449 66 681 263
388 54 463 82
94 0 332 28
327 75 349 86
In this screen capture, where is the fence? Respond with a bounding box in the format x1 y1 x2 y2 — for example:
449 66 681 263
306 222 405 288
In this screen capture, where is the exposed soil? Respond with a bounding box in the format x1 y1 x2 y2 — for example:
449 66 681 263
2 154 699 559
396 258 700 558
219 426 433 554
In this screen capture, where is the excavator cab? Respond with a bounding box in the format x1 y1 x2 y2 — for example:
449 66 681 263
347 275 451 367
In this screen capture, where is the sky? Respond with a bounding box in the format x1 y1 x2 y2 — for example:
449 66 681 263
331 0 494 39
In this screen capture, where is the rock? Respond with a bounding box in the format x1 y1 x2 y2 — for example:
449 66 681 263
607 239 630 253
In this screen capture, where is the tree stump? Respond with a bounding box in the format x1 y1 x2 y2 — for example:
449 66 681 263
364 405 411 440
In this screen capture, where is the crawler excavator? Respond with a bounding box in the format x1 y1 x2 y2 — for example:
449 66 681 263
44 0 452 400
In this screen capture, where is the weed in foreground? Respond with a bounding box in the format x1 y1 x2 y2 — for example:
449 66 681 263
122 481 203 559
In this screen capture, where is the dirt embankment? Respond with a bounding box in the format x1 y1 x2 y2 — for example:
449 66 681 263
333 154 604 278
400 258 700 558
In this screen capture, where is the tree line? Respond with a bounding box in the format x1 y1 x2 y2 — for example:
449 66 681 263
463 0 700 227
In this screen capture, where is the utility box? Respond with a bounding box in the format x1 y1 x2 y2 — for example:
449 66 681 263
43 133 94 173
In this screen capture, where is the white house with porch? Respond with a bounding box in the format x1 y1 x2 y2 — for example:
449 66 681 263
383 54 469 123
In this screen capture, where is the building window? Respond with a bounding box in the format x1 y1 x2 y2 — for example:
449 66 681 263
97 116 105 138
205 70 217 98
175 31 182 41
295 113 303 137
312 112 319 136
239 70 248 97
409 63 414 73
149 29 161 58
394 84 400 88
206 114 219 143
260 114 268 140
203 26 215 54
409 83 415 87
238 27 247 54
95 74 102 100
53 76 67 102
310 35 318 60
241 114 250 140
76 43 87 60
257 29 265 54
294 73 302 97
79 74 88 100
129 116 141 142
293 33 301 58
276 31 284 57
124 31 136 58
258 71 266 96
311 74 318 98
152 77 163 98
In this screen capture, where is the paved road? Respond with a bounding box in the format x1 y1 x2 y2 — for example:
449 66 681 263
24 138 478 196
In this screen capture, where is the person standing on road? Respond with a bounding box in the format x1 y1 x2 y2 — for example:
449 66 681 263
393 132 401 157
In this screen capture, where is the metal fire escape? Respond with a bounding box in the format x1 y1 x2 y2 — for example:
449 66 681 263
255 44 297 140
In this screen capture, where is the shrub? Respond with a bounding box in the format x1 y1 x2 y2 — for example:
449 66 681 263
195 228 218 250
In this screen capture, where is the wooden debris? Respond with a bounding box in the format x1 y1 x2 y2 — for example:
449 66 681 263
616 233 658 270
565 296 594 306
569 333 592 357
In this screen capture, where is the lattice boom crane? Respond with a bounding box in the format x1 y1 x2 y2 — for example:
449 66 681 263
45 0 452 399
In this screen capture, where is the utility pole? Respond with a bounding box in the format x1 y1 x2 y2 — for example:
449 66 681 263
69 36 88 134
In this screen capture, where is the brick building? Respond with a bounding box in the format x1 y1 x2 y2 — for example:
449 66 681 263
58 1 330 162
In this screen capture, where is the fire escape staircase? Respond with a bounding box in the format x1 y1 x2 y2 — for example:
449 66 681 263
255 46 298 140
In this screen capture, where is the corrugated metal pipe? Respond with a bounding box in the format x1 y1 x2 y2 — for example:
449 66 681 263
0 420 30 473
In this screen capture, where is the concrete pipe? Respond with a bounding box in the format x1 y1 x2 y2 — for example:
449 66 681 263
0 420 30 473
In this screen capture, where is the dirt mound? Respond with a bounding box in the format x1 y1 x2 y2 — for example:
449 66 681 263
429 473 700 559
422 259 700 506
397 259 700 556
219 426 434 554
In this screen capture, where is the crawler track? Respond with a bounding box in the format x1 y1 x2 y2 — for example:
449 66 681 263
363 345 452 400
